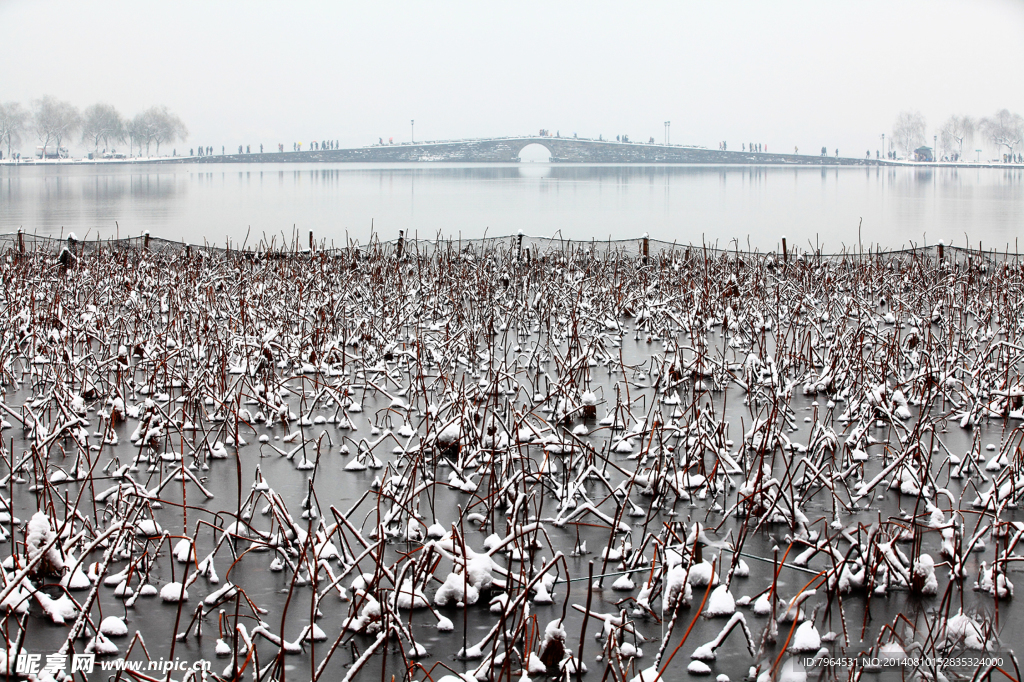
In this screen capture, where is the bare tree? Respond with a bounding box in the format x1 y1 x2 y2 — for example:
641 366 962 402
147 106 188 155
130 111 161 156
892 110 926 157
81 103 125 153
127 107 187 157
980 109 1024 158
124 115 145 156
33 95 80 158
0 102 29 158
938 114 974 160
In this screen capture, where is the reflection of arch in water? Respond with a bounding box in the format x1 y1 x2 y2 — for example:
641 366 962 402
517 163 552 178
516 142 553 162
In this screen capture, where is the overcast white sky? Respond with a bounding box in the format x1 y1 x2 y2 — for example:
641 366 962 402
3 0 1023 156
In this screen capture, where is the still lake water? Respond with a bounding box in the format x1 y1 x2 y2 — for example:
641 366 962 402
1 162 1023 251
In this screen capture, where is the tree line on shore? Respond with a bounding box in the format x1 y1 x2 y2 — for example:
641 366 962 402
892 109 1024 161
0 96 187 159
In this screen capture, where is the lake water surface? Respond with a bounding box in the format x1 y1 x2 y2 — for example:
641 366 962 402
2 163 1022 251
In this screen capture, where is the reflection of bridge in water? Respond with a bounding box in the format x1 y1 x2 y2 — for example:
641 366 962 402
187 136 879 165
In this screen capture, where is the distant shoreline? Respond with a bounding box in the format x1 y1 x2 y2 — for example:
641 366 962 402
3 136 1022 168
2 155 1022 170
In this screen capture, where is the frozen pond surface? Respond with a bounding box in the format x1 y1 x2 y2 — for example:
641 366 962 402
0 237 1021 682
2 163 1024 251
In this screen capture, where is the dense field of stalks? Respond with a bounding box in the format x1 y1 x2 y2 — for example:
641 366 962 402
0 234 1021 682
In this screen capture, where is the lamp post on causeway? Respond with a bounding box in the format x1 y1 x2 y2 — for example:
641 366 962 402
411 120 415 144
934 135 937 162
664 121 670 145
881 134 885 159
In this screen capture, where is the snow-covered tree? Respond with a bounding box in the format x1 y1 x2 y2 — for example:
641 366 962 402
33 95 80 158
980 109 1024 157
892 110 926 157
81 103 126 152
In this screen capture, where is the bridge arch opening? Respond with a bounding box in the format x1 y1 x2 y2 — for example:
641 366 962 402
518 143 552 163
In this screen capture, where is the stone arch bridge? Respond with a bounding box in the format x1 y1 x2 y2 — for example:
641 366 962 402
184 137 877 165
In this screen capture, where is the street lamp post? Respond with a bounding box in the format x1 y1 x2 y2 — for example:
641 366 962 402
976 149 982 163
411 120 415 144
664 121 670 145
934 135 937 162
881 134 885 159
